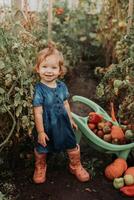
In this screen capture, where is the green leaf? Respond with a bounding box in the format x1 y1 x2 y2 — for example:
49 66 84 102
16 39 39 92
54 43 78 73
14 93 21 107
16 105 22 117
96 84 104 97
22 115 29 128
0 60 5 69
18 55 27 67
0 88 5 94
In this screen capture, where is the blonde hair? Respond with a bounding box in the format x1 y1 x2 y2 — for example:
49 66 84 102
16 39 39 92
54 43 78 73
34 41 67 78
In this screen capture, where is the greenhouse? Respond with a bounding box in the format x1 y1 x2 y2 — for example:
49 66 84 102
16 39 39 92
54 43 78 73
0 0 134 199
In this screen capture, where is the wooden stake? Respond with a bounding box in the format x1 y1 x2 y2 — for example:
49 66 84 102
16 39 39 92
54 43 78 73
48 0 53 41
127 0 134 34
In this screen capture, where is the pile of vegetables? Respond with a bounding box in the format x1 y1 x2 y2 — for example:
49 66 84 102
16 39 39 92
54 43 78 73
105 159 134 197
87 112 134 144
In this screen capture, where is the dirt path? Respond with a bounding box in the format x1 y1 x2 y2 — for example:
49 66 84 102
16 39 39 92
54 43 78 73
2 146 132 200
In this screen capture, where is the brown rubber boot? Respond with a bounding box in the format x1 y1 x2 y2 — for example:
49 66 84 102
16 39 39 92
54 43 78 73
67 145 90 182
33 149 47 184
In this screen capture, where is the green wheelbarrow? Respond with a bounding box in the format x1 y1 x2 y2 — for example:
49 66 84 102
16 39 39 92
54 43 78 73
72 95 134 160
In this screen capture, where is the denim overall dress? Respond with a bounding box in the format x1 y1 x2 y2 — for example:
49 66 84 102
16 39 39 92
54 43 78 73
32 81 77 153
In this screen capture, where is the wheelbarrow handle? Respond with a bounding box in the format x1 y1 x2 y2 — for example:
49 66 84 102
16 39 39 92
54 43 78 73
72 95 118 125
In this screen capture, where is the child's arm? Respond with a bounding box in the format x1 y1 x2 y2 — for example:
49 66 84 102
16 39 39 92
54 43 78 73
64 100 78 129
34 106 49 147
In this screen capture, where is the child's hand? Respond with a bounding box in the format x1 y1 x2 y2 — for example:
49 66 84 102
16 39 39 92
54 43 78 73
70 119 78 130
38 132 49 147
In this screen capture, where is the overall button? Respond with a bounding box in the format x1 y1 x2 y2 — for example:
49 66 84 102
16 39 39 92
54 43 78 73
53 91 57 95
57 109 61 114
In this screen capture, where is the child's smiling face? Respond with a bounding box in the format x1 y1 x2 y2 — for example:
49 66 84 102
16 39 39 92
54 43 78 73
37 54 61 84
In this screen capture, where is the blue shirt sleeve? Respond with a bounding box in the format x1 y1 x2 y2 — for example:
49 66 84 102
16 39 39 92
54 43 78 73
33 84 44 106
62 82 70 101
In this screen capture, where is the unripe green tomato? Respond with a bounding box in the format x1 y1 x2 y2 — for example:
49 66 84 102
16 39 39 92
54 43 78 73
113 177 124 189
124 174 134 185
125 130 134 140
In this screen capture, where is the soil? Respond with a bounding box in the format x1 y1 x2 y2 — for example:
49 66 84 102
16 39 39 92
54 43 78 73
0 65 133 200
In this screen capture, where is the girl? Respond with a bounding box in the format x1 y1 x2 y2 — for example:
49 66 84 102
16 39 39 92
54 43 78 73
32 42 90 184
